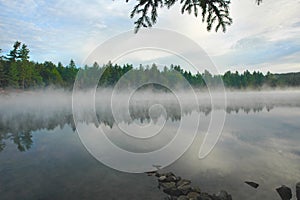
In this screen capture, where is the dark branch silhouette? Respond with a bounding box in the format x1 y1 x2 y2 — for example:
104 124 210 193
126 0 263 33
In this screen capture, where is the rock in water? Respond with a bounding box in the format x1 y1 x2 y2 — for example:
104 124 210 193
216 190 232 200
163 187 183 197
186 191 200 199
146 171 157 176
199 192 213 200
150 171 232 200
158 176 167 182
177 195 188 200
176 179 191 187
276 185 292 200
160 182 176 189
245 181 259 189
296 182 300 200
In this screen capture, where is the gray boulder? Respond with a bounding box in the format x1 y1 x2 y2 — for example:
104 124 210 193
245 181 259 189
187 191 200 200
159 176 167 182
160 182 176 189
276 185 292 200
178 195 189 200
177 184 192 195
197 192 213 200
296 182 300 200
146 171 158 176
177 179 192 187
213 190 232 200
191 186 201 193
163 187 183 197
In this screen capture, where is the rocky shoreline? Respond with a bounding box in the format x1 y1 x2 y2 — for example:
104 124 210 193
146 171 300 200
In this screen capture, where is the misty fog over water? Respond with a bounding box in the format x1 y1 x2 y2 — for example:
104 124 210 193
0 89 300 199
1 89 300 123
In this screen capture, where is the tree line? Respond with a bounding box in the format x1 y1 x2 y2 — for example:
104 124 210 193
1 41 300 90
0 41 78 89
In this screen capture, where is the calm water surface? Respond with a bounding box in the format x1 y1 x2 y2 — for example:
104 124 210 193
0 91 300 200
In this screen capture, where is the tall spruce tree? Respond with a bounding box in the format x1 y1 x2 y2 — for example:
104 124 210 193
0 48 3 60
8 62 19 88
0 49 5 87
7 41 21 62
17 44 30 61
18 44 30 89
0 61 6 88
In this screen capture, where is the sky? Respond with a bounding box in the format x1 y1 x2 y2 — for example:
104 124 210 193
0 0 300 74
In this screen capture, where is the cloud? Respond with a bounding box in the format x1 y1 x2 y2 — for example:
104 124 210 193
0 0 300 73
211 36 300 73
153 0 300 73
215 36 300 66
0 0 133 65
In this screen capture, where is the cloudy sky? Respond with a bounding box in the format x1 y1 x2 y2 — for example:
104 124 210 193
0 0 300 73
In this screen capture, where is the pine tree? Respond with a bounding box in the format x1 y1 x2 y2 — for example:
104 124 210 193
0 48 3 60
68 59 76 68
0 49 5 87
7 41 21 62
8 62 19 88
17 44 30 89
0 61 6 88
17 44 30 61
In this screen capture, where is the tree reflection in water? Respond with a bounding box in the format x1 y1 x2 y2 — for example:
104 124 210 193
0 104 277 152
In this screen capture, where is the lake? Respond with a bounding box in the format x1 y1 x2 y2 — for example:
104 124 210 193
0 90 300 199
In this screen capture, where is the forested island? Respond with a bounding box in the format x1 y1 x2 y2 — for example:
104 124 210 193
1 41 300 90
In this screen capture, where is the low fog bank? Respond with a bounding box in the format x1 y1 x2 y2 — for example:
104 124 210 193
1 88 300 152
1 88 300 112
0 88 300 130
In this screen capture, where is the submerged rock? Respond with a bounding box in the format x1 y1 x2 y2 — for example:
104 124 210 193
159 176 167 182
215 190 232 200
276 185 292 200
296 182 300 200
177 195 188 200
146 171 157 176
186 191 200 199
176 179 191 187
177 184 191 195
191 186 201 193
148 170 299 200
198 192 213 200
163 187 183 197
160 182 176 189
151 171 232 200
245 181 259 189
